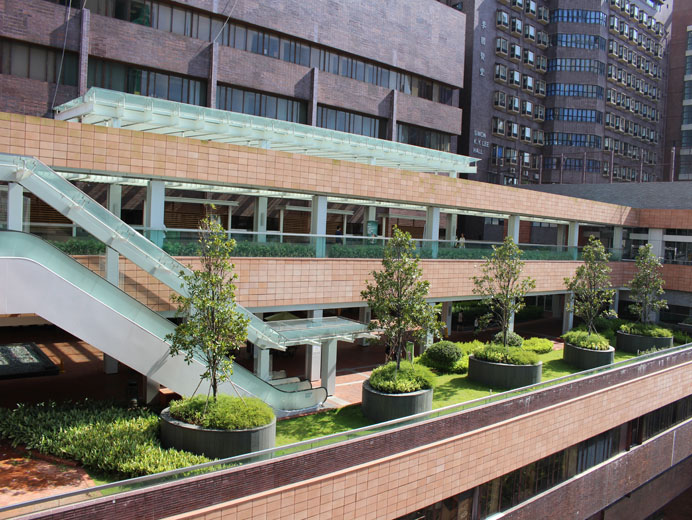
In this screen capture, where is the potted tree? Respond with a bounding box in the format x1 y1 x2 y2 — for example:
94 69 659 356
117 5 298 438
160 216 276 459
360 227 442 422
562 236 616 369
468 237 541 389
617 244 673 353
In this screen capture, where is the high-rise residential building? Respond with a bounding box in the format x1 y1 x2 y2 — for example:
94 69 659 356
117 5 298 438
662 0 692 180
458 0 667 185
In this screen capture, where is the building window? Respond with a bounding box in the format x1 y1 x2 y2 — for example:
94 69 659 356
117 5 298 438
492 117 506 136
545 108 602 123
506 121 518 139
545 132 602 148
511 17 523 35
493 91 507 110
507 95 520 113
496 37 509 56
497 10 510 29
534 104 545 121
216 85 308 123
520 126 531 142
524 24 536 41
550 9 607 25
397 123 452 152
550 34 607 50
87 59 206 105
522 74 534 92
521 100 533 118
546 84 603 99
0 39 78 86
509 70 521 87
316 105 384 138
509 43 522 61
495 64 508 82
523 49 535 67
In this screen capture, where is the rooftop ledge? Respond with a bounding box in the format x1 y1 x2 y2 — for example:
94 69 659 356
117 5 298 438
54 88 478 176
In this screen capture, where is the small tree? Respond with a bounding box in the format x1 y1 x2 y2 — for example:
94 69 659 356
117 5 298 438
628 243 667 324
473 236 536 349
361 227 444 371
564 235 616 333
166 216 250 401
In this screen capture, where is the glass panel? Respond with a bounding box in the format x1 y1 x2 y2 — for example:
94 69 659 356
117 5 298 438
11 43 29 78
169 76 183 102
197 15 211 41
29 47 47 81
157 4 171 31
154 72 168 99
268 35 280 59
243 91 256 115
235 26 247 51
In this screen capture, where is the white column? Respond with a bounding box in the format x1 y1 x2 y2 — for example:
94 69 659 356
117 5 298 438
445 213 458 243
562 292 574 333
612 226 624 260
105 184 122 287
362 206 376 237
254 347 271 381
305 310 322 380
424 302 436 350
611 289 620 314
442 302 453 337
551 293 563 318
320 338 338 396
145 378 160 404
253 196 268 243
508 305 516 333
279 208 284 242
144 180 166 247
568 221 580 259
648 228 664 259
7 182 23 231
311 195 328 257
424 207 440 258
507 215 520 243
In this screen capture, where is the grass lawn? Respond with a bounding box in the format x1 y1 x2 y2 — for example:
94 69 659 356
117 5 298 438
276 347 642 445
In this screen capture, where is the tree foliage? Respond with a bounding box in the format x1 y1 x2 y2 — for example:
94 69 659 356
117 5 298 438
166 216 250 400
564 235 616 333
628 243 667 324
472 237 536 349
361 227 444 370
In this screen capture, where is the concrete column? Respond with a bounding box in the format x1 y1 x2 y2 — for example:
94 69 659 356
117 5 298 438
424 302 436 350
7 182 23 231
320 338 338 396
551 293 563 318
362 206 376 237
144 180 166 247
442 302 453 337
358 306 371 346
308 68 319 126
311 195 328 257
613 226 624 260
568 221 580 260
507 215 520 243
104 185 122 375
508 305 516 333
253 196 268 243
207 41 218 109
387 90 398 141
424 207 440 258
648 228 664 259
557 224 566 248
445 213 458 243
78 8 90 96
562 292 574 333
254 348 271 381
611 289 620 315
305 310 323 380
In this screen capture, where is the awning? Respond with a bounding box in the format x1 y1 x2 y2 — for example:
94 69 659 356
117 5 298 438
54 88 477 176
264 317 374 347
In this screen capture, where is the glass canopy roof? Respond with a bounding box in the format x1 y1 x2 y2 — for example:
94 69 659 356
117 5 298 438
54 88 478 176
265 317 373 347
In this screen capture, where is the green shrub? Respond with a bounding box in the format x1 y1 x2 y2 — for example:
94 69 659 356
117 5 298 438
673 330 692 345
473 344 539 366
162 240 316 258
457 340 486 355
451 356 469 374
562 330 610 350
169 394 274 430
328 244 385 258
369 361 435 394
592 316 628 332
619 322 673 338
523 337 554 354
683 317 692 325
419 341 463 372
50 238 106 255
493 331 524 347
0 401 209 478
162 240 200 256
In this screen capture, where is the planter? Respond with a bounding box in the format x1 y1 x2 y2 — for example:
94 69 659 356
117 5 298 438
563 343 614 370
160 408 276 459
677 322 692 334
361 380 433 423
467 356 542 389
616 331 673 354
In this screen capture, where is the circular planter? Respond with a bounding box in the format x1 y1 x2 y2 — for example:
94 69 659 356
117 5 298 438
467 356 542 389
616 331 674 354
563 343 614 370
361 380 433 423
160 408 276 459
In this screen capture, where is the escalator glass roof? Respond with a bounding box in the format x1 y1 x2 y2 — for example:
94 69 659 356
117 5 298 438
265 317 372 347
54 88 477 176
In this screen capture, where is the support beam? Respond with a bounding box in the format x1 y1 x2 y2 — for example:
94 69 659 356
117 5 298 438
445 213 458 242
612 289 620 315
648 228 664 259
613 226 624 260
562 292 574 334
207 42 218 110
363 206 376 237
311 195 328 257
424 207 440 258
567 221 580 260
320 338 338 396
507 215 520 243
144 180 166 247
253 196 268 243
305 310 323 380
78 9 90 96
442 302 453 337
7 182 23 231
254 348 271 381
